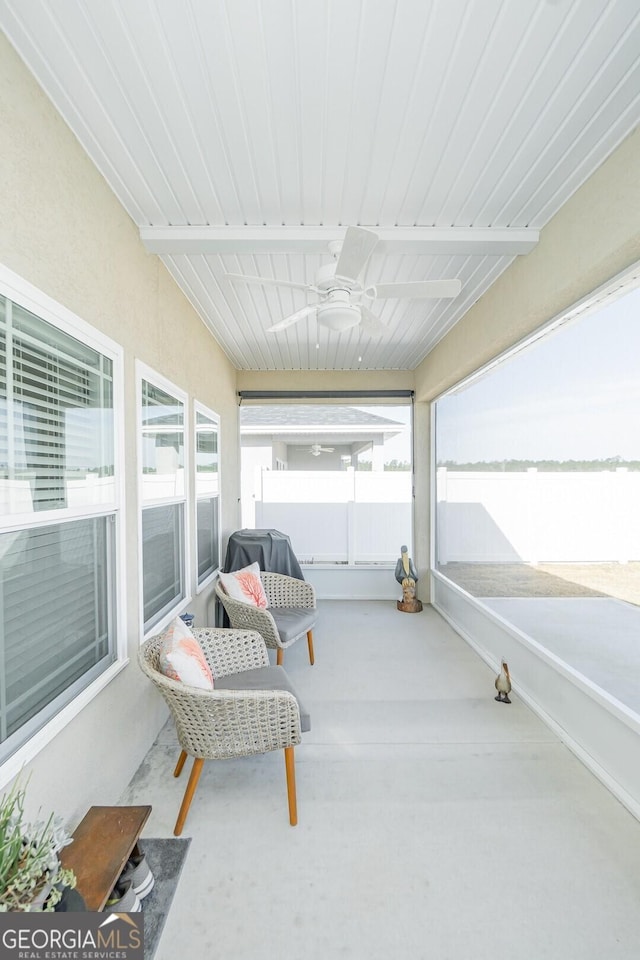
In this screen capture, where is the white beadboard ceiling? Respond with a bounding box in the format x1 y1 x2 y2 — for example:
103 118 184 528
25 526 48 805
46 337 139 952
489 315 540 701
1 0 639 371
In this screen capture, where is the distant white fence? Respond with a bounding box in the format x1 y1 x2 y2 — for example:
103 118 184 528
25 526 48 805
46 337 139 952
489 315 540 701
254 469 412 563
0 475 117 512
437 468 640 563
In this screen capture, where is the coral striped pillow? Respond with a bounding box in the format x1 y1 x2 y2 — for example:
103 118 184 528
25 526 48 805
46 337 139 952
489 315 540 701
159 617 214 690
218 562 268 608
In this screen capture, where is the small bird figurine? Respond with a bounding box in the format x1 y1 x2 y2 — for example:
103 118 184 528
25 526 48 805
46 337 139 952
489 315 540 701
494 660 512 704
394 545 418 585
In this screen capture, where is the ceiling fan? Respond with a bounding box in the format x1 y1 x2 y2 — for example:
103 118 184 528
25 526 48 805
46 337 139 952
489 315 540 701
309 443 335 456
226 226 462 334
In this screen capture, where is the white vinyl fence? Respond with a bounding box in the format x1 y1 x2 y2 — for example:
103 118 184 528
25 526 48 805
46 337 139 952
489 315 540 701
254 469 412 563
437 468 640 563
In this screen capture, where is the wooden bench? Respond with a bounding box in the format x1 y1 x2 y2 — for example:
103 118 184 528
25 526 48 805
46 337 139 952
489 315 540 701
59 805 151 911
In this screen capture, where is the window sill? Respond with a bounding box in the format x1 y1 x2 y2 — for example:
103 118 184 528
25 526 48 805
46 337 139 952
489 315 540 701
195 567 220 594
143 600 195 641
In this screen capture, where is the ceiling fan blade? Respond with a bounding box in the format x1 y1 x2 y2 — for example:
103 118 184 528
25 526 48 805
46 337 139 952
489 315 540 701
359 305 388 337
335 226 379 281
368 279 462 299
311 444 335 454
227 273 312 292
267 304 317 332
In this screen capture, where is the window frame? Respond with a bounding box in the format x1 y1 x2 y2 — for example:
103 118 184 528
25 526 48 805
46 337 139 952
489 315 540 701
430 261 640 574
429 260 640 710
136 361 190 638
193 400 221 592
0 263 126 789
239 396 414 564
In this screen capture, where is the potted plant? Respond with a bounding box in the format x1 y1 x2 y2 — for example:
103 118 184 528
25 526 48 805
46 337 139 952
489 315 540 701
0 778 76 912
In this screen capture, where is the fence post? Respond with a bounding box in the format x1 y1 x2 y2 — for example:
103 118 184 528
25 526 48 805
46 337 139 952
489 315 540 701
347 466 355 565
616 467 629 563
436 467 447 565
527 468 538 564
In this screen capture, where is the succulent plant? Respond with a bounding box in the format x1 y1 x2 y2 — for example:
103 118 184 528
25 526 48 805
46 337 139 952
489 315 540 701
0 778 76 912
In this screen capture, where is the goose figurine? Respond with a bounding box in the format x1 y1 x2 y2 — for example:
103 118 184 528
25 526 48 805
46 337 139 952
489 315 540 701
494 660 512 704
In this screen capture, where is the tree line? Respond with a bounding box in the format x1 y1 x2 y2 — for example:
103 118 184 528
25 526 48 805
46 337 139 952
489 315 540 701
437 457 640 472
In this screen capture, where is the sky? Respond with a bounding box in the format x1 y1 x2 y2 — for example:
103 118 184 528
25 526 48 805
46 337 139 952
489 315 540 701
436 281 640 463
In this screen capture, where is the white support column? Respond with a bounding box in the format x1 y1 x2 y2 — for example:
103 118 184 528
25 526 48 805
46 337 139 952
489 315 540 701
371 439 385 471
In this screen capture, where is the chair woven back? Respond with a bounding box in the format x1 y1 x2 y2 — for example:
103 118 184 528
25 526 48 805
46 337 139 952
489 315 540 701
215 572 317 651
138 628 301 759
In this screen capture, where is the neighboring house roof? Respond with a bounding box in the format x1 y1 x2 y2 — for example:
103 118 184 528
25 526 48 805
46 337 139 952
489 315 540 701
241 405 403 429
240 404 405 448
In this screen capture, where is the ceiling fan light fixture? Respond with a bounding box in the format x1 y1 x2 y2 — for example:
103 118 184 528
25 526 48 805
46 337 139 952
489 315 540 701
317 301 361 331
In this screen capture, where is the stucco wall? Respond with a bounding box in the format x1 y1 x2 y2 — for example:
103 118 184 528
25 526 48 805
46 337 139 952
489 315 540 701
0 34 239 823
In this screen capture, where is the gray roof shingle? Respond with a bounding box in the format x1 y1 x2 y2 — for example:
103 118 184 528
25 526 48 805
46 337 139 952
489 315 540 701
240 404 403 428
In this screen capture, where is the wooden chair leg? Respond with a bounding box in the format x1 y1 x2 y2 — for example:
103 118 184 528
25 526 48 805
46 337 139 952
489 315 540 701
174 757 204 836
284 746 297 826
276 647 284 666
307 630 315 665
174 750 187 778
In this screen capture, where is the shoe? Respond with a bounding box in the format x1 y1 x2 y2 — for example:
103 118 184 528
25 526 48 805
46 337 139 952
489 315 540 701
104 879 141 913
119 852 154 899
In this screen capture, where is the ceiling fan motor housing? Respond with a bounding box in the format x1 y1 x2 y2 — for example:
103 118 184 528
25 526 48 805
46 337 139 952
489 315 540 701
315 262 360 290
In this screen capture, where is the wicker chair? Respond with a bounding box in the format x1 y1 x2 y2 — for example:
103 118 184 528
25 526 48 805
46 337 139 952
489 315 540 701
215 571 317 666
138 627 304 835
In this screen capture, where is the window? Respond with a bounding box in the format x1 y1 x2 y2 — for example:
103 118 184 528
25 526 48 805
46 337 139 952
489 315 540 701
240 399 412 563
139 367 187 633
194 404 220 587
0 272 121 767
433 269 640 715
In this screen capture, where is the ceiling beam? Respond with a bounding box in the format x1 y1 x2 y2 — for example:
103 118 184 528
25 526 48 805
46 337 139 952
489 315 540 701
140 225 539 256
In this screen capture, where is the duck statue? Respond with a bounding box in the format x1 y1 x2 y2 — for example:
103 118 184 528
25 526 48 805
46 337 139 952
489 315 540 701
494 660 512 704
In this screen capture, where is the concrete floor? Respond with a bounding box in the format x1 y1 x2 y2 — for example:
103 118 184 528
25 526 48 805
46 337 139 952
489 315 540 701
122 601 640 960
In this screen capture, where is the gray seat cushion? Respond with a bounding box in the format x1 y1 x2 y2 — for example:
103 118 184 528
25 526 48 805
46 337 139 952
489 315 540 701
216 665 311 732
269 607 317 644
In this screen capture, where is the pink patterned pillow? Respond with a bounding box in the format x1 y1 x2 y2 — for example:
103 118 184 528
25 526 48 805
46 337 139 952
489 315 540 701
159 617 214 690
218 562 268 608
